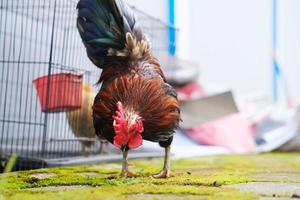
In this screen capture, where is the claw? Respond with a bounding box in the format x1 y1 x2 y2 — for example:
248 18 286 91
153 169 170 178
153 145 171 178
121 170 134 178
121 170 128 178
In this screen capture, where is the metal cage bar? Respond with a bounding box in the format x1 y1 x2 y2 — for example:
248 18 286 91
0 0 177 171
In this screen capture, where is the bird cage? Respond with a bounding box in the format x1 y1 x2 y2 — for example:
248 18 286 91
0 0 177 171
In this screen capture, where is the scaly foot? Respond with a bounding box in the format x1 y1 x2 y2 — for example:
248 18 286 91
121 170 134 178
153 169 170 178
120 148 131 178
153 145 171 178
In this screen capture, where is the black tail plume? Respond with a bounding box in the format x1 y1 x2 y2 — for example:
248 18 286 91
77 0 149 68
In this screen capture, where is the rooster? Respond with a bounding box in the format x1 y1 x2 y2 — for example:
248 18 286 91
77 0 180 178
66 82 109 155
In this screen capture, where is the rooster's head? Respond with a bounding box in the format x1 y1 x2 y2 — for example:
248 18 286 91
112 101 144 150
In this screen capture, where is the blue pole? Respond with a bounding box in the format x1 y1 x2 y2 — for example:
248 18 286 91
272 0 279 102
168 0 176 56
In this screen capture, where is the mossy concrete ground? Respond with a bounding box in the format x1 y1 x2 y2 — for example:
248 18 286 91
1 153 300 200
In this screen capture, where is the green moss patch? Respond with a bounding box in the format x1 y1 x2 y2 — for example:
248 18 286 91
1 153 300 199
28 173 57 180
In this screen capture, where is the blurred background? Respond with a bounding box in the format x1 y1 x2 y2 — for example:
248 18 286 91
129 0 300 102
0 0 299 171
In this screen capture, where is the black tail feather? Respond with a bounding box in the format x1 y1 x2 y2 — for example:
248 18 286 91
77 0 147 68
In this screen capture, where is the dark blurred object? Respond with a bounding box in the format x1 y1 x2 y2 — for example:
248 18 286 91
0 162 4 173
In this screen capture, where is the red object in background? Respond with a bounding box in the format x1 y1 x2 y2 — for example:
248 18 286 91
33 73 83 113
175 81 205 100
185 113 256 153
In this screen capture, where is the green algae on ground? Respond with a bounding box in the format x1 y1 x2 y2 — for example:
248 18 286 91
1 153 300 200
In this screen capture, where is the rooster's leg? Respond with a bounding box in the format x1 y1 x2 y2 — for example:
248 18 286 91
153 145 171 178
121 148 129 177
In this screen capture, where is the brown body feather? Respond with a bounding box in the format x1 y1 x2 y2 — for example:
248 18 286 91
93 52 180 146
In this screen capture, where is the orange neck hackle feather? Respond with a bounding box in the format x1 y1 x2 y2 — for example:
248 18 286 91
92 54 180 149
93 75 180 145
112 101 144 150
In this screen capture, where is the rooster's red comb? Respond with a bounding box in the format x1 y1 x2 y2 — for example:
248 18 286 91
112 102 127 149
112 101 143 149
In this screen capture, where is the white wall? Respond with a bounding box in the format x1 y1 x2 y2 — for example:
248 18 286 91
126 0 168 24
278 0 300 104
176 0 300 105
176 0 191 60
176 0 273 97
127 0 300 104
